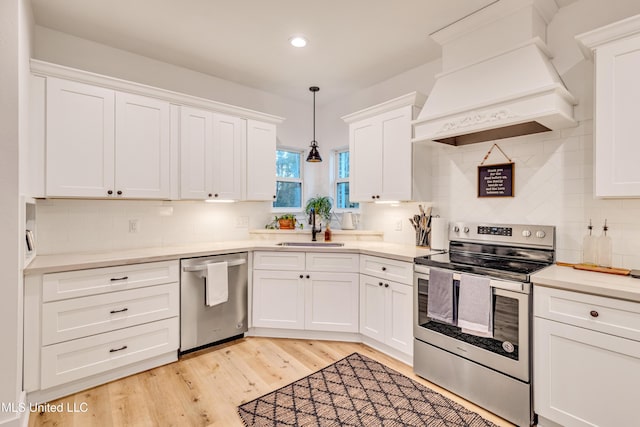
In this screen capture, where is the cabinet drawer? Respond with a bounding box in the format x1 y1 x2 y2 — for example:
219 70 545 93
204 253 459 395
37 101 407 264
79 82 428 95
534 286 640 342
253 251 305 271
41 317 179 389
360 255 413 284
306 253 359 272
42 283 179 345
42 261 179 302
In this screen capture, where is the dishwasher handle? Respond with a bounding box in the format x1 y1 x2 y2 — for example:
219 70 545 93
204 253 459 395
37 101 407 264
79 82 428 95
182 258 246 273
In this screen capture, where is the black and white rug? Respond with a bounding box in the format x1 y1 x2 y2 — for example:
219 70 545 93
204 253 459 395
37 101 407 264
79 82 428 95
238 352 499 426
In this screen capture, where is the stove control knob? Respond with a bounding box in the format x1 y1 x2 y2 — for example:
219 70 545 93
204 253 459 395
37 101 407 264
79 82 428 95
522 230 532 238
536 230 546 238
453 226 460 233
463 227 470 233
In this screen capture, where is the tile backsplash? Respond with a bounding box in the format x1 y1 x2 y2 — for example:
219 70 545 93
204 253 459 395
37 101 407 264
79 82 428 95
36 199 273 254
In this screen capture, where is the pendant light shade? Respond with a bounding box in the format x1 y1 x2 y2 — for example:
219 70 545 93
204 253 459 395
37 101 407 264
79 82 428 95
306 86 322 162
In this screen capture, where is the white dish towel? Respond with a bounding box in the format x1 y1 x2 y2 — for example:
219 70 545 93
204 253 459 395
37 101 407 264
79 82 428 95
205 261 229 307
457 273 493 338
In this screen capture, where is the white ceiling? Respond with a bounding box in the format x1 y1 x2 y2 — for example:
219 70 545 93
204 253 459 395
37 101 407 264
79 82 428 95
32 0 568 104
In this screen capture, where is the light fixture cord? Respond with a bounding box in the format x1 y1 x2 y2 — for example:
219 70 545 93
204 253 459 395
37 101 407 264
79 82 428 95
312 89 316 144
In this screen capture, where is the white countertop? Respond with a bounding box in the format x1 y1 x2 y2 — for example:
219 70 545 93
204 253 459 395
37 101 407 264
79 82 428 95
531 264 640 303
24 240 437 275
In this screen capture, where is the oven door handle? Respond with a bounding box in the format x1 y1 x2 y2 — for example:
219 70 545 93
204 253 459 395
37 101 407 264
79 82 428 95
414 267 526 293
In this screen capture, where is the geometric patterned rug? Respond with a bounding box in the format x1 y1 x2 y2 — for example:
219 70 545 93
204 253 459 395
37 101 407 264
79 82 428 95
238 352 499 426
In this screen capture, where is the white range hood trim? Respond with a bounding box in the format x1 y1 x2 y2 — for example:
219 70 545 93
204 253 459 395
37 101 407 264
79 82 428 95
412 87 576 144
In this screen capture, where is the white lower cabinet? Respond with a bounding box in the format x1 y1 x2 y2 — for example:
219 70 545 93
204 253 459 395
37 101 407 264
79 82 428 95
24 260 180 401
305 272 359 332
252 251 359 333
359 274 413 355
252 270 305 329
534 286 640 426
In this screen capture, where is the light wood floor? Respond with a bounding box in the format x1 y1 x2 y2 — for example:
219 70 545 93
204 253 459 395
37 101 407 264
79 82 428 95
29 337 514 426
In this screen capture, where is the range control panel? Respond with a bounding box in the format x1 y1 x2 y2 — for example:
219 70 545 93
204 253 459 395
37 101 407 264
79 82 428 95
449 222 555 249
478 226 512 236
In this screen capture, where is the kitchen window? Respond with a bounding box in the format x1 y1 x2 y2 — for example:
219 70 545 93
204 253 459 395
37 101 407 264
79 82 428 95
273 148 303 210
334 149 359 210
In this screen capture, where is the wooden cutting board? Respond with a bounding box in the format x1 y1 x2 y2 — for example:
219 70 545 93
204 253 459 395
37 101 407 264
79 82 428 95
556 262 630 276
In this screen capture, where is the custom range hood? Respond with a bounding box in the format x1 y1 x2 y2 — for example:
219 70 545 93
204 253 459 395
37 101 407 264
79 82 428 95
413 0 576 146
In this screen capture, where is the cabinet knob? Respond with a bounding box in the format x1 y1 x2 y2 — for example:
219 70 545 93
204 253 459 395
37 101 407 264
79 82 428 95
371 195 376 199
299 274 303 279
384 283 389 288
214 193 219 198
208 193 213 198
273 195 276 199
117 190 123 196
378 282 383 287
306 275 310 279
590 310 599 318
381 266 387 271
376 195 380 199
107 190 113 195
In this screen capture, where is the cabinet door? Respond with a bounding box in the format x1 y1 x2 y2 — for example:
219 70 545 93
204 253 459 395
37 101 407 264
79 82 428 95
115 92 170 199
380 106 412 201
212 113 243 200
359 274 386 342
385 280 413 355
46 77 115 197
246 119 276 201
252 270 304 329
180 106 213 199
349 118 382 201
534 317 640 426
305 272 359 332
594 34 640 197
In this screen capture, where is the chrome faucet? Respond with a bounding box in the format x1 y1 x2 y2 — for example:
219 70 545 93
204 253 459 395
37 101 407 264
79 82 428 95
309 208 320 241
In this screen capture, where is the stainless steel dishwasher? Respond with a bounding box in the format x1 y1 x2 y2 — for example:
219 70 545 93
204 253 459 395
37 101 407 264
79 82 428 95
180 252 248 353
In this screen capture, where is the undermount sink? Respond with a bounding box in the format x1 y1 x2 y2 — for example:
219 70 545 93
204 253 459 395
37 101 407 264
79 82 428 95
276 242 345 247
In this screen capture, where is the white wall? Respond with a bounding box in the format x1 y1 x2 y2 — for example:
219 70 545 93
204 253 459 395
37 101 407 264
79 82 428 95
0 0 31 425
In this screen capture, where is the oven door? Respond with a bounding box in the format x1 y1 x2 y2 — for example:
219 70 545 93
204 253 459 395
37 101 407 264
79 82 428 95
413 265 530 382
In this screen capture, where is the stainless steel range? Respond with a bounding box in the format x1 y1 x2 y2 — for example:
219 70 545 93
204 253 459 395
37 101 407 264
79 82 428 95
413 222 555 427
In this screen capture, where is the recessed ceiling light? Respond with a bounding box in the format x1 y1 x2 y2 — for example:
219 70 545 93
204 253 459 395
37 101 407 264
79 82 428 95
289 36 307 48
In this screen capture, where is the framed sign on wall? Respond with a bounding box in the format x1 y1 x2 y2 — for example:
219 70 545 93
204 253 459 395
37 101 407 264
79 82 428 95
477 144 514 198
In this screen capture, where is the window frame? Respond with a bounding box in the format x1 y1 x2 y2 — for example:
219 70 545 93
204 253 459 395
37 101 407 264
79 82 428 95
332 147 360 212
272 147 304 213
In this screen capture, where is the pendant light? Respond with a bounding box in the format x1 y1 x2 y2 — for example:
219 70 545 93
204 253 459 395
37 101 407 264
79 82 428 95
306 86 322 162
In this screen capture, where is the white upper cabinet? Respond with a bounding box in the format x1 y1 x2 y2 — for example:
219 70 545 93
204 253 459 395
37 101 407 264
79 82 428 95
246 119 276 201
180 106 212 199
180 107 244 200
342 92 428 202
115 92 170 199
46 78 115 198
46 77 171 199
577 16 640 197
33 61 283 200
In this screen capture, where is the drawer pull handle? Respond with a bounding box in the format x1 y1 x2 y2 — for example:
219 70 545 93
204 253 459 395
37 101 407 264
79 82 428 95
110 276 129 282
590 310 599 318
109 345 128 353
110 308 128 314
381 267 387 271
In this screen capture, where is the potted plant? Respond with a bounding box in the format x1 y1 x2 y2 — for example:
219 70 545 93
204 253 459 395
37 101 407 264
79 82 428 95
305 196 333 225
277 214 297 230
265 214 297 230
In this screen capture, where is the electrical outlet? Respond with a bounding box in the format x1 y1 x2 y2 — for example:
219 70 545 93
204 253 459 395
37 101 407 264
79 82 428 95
394 219 403 231
128 219 140 233
236 216 249 228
